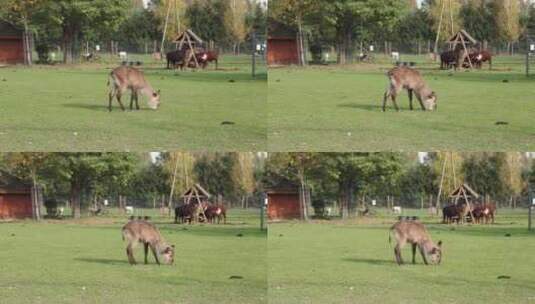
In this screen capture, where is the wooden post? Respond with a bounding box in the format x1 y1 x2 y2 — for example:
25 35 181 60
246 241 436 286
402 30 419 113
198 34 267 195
260 196 267 231
160 0 172 58
186 34 199 68
459 35 473 69
420 196 424 210
168 157 179 216
450 152 457 188
461 189 474 224
252 32 256 79
529 204 532 231
526 42 530 77
448 0 454 36
436 157 447 214
433 0 446 60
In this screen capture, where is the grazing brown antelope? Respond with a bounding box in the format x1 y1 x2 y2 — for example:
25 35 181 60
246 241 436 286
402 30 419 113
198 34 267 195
122 220 174 265
108 66 161 112
382 67 437 111
389 221 442 265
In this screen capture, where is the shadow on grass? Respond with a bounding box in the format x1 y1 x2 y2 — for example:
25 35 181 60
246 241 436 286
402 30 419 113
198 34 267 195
342 257 396 266
337 103 383 112
337 103 422 112
75 257 130 265
62 103 153 112
62 103 109 112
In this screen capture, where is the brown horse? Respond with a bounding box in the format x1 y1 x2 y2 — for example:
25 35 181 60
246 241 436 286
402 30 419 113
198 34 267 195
464 50 492 69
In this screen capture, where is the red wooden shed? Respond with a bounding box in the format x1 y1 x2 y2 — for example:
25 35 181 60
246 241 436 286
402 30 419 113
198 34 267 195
267 20 299 66
0 21 24 65
0 172 33 219
267 187 301 221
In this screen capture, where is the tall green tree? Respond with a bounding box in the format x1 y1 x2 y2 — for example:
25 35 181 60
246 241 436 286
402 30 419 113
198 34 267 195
493 0 521 54
43 153 138 218
194 153 238 204
39 0 129 63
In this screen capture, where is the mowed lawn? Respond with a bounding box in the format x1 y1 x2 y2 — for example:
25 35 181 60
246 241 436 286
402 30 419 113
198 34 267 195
268 56 535 151
0 55 266 151
0 209 267 304
268 209 535 304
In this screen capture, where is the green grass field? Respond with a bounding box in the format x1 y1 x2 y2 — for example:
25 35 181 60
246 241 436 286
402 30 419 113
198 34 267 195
0 55 266 151
268 55 535 151
268 208 535 304
0 208 266 304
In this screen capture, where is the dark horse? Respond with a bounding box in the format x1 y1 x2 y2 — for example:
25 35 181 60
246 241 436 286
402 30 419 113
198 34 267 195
166 49 187 70
440 45 467 70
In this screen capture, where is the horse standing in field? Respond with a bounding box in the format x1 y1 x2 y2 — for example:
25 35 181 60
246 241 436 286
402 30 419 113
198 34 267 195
442 203 471 224
198 51 219 69
440 45 469 70
465 50 492 70
108 66 161 112
482 202 496 224
166 49 187 70
205 204 227 224
440 50 458 69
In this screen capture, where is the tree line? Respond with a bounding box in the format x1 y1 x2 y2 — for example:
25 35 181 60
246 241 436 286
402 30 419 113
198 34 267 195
0 0 267 64
269 0 535 64
263 152 535 218
0 152 266 219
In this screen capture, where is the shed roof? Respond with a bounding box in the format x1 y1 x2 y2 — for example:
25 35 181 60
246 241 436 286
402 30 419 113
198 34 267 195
266 188 299 195
449 183 479 199
0 21 22 37
0 171 31 194
173 29 204 44
182 183 211 198
268 19 297 39
448 30 477 45
264 179 299 194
